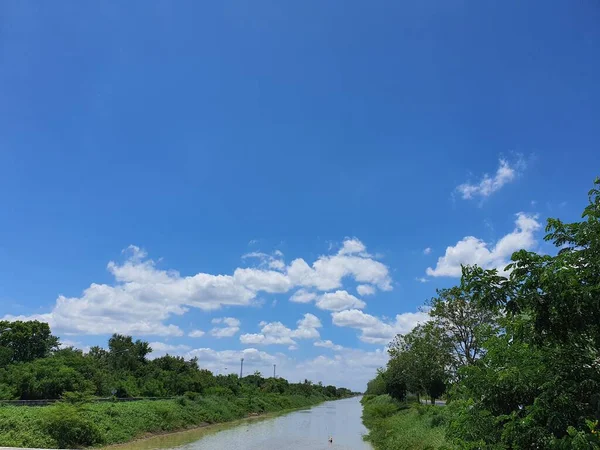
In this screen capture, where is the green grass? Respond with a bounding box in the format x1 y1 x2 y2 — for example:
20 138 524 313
361 395 452 450
0 394 327 448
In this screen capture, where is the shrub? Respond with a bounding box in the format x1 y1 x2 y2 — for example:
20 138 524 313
204 386 234 397
44 405 104 448
184 391 200 401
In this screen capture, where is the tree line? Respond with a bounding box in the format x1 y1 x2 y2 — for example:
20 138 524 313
0 322 354 401
366 178 600 448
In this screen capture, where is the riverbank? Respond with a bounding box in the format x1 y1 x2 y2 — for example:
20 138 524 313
0 394 330 448
361 395 450 449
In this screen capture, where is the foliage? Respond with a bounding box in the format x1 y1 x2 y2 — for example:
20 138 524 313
0 320 356 447
44 404 103 448
0 321 59 366
362 395 450 449
363 178 600 449
388 321 453 403
365 369 387 396
0 393 335 448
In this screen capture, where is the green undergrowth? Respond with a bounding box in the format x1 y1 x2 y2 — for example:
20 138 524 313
361 394 452 450
0 393 326 448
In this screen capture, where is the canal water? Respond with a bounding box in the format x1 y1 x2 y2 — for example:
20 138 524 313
115 397 372 450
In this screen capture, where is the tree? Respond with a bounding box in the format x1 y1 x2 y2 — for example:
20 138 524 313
365 369 387 396
449 178 600 448
0 320 59 364
107 334 151 372
388 322 453 404
384 358 407 401
429 273 498 370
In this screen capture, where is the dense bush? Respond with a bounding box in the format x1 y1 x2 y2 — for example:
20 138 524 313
0 393 338 448
44 405 103 448
362 395 448 449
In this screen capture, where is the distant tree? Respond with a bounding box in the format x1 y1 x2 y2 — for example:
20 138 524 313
365 369 387 396
0 320 59 364
107 334 151 372
389 322 453 404
428 273 498 370
384 357 407 401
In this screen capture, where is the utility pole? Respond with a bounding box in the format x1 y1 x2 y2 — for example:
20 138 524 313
273 364 276 378
240 358 244 379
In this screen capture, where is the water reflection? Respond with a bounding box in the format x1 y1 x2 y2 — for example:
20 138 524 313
113 397 372 450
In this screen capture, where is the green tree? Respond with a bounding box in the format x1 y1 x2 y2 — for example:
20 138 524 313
0 320 59 364
429 276 498 370
389 322 453 404
449 178 600 448
107 334 151 372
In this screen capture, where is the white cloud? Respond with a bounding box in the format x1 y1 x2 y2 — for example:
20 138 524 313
314 340 344 351
233 268 291 293
416 277 428 283
456 158 524 200
423 247 432 255
188 330 205 338
210 317 241 338
338 238 369 256
296 347 388 391
239 313 321 346
289 289 317 303
315 290 366 311
287 238 392 292
332 309 430 345
356 284 375 296
288 345 298 351
426 213 541 277
186 347 277 376
148 342 192 359
4 238 392 337
241 251 286 273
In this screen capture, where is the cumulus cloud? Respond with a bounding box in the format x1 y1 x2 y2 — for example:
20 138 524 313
4 238 392 337
188 330 205 338
356 285 376 296
287 239 392 292
456 158 524 200
148 342 191 359
315 290 366 311
241 251 286 272
239 313 321 346
296 347 388 390
232 268 291 293
426 213 541 277
314 340 344 351
289 289 317 304
423 247 432 255
210 317 241 338
332 309 430 345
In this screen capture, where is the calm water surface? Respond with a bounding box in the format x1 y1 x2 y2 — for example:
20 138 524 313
116 397 372 450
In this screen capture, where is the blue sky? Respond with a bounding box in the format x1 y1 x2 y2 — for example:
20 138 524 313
1 1 599 390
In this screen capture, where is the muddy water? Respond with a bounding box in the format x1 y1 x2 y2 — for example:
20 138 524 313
114 397 372 450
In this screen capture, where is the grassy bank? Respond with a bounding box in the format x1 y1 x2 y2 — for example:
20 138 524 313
361 395 451 450
0 393 328 448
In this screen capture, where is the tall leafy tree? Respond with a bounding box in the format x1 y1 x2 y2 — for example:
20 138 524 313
389 321 453 403
0 320 59 364
429 271 498 370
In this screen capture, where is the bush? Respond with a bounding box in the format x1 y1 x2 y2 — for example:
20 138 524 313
45 405 104 448
204 386 234 397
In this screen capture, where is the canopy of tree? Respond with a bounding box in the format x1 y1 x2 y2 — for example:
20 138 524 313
0 328 354 402
365 178 600 448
